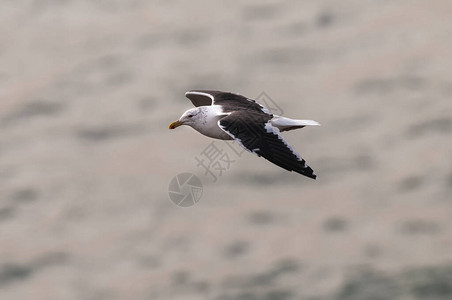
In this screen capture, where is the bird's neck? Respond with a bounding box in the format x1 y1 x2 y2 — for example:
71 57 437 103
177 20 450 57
190 106 232 140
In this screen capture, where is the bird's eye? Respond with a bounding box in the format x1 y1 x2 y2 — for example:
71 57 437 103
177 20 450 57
188 114 193 118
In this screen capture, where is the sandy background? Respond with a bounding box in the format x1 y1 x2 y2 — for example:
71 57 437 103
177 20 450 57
1 0 452 299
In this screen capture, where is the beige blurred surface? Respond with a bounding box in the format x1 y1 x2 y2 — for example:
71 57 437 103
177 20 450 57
1 1 452 299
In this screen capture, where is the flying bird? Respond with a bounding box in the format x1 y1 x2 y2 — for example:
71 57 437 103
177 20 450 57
169 90 319 179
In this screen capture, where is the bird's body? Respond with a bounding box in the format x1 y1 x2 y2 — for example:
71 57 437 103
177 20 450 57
169 90 319 179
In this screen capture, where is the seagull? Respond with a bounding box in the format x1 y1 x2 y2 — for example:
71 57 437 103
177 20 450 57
169 90 320 179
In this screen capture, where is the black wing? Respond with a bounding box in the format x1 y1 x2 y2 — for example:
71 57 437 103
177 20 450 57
185 90 271 115
218 111 316 179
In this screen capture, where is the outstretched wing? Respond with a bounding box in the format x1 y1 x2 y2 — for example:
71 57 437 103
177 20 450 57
185 90 272 115
185 90 215 107
218 111 316 179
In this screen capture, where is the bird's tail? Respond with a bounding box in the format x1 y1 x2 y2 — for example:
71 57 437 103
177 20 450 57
270 116 320 132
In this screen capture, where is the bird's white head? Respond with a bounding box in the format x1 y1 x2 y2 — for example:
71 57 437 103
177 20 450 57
169 107 203 129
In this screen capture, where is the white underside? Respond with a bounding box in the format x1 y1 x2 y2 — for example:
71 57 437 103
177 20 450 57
192 111 319 141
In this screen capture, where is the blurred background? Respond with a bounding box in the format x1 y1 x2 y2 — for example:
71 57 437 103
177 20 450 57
1 0 452 299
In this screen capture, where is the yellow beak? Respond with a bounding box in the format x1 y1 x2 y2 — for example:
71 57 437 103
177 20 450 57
169 120 183 129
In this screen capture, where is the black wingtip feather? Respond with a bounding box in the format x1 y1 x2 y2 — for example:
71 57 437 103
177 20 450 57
218 111 318 180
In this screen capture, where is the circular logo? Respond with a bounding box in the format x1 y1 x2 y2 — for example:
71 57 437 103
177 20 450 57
168 173 203 207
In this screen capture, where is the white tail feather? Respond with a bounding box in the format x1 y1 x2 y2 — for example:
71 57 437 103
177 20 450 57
270 116 320 132
296 119 321 126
